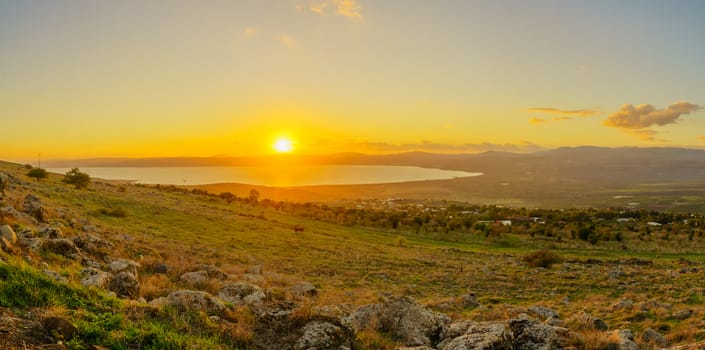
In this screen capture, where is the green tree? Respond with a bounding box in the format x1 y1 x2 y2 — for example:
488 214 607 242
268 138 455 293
26 168 48 181
63 168 90 189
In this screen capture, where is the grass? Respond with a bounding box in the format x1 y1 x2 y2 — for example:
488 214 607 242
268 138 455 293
4 161 705 348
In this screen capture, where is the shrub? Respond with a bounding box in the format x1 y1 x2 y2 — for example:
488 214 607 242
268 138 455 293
523 249 562 268
99 207 128 218
26 167 48 181
63 168 90 189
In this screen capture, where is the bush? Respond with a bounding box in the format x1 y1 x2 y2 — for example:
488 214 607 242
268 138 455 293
63 168 90 189
26 167 48 181
99 207 128 218
523 249 562 268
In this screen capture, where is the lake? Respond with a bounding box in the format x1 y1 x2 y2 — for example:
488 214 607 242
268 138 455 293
46 165 481 187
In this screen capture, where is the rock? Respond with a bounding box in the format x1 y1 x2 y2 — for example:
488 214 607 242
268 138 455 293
0 205 24 222
44 239 81 257
0 225 16 245
438 322 513 350
294 321 353 350
38 226 63 239
608 329 638 350
396 347 435 350
345 296 450 347
43 316 77 341
528 306 559 321
109 272 140 299
218 282 266 306
570 311 608 331
608 267 626 280
458 294 480 309
642 328 667 347
291 281 318 297
148 297 168 308
671 309 693 320
80 268 111 289
195 264 228 280
21 238 45 252
180 270 210 285
0 236 15 253
24 194 47 222
612 298 634 311
109 259 140 277
42 270 68 284
509 318 561 350
545 316 564 327
153 263 169 274
166 290 225 315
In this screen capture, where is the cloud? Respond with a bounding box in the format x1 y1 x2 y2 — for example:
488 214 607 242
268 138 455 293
552 116 573 122
279 35 297 48
698 135 705 142
603 101 702 140
604 102 702 129
310 2 328 14
317 140 545 154
525 107 597 117
243 27 257 37
334 0 363 19
529 117 546 124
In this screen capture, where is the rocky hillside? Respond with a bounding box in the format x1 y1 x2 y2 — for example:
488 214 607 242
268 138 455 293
2 162 705 349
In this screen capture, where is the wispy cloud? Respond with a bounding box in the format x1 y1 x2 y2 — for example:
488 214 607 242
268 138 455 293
525 107 598 117
334 0 363 19
279 35 297 48
552 116 573 122
698 135 705 143
243 27 257 37
296 0 363 20
529 117 546 124
313 140 545 154
603 101 702 140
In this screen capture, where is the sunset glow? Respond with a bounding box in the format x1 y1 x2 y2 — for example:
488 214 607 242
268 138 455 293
0 1 704 162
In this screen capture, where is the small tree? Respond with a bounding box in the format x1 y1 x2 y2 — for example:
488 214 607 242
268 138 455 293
63 168 90 189
248 189 260 204
26 167 48 181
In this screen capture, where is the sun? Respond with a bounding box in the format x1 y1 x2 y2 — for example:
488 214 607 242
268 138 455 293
273 137 294 153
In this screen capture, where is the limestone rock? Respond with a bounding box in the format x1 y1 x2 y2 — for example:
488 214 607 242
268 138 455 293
291 281 318 297
642 327 667 347
509 318 560 350
528 306 559 321
166 290 225 315
42 270 68 284
24 194 47 222
81 267 111 289
180 270 209 285
109 259 140 278
294 321 353 350
345 296 450 347
109 272 140 299
195 264 228 280
438 322 513 350
218 282 266 306
0 225 16 245
608 329 638 350
38 226 63 239
43 316 77 341
44 239 81 257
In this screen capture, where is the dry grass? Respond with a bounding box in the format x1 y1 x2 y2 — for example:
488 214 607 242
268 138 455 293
140 274 172 300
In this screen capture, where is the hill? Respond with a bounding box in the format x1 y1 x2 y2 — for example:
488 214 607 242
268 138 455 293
2 160 705 349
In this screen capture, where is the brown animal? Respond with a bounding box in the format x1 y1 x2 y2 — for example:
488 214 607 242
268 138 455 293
293 226 304 233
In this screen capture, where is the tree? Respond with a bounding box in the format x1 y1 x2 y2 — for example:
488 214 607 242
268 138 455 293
63 168 90 189
219 191 236 204
0 173 8 198
26 167 48 181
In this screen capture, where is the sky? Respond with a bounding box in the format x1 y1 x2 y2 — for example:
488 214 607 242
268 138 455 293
1 0 705 161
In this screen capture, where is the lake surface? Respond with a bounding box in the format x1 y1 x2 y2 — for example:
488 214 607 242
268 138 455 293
47 166 481 187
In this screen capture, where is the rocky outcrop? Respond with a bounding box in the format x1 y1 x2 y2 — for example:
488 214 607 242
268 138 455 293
345 296 450 347
438 321 513 350
44 238 81 258
642 327 667 347
293 320 353 350
23 194 47 222
109 259 140 278
165 290 225 315
608 329 638 350
80 268 111 289
109 272 140 299
218 282 266 307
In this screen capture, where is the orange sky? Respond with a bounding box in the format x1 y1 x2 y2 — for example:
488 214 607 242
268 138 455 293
1 1 704 161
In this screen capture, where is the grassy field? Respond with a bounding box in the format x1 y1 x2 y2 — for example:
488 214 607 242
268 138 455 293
3 161 705 348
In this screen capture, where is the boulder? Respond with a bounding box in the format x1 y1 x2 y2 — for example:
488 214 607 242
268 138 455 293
294 320 354 350
438 322 513 350
642 328 667 347
109 272 140 299
458 294 480 309
152 263 169 274
509 318 561 350
166 290 225 315
42 270 69 284
0 205 24 222
38 226 63 239
291 281 318 297
195 264 228 280
608 329 638 350
218 282 266 306
80 268 111 289
345 296 450 347
44 239 81 257
528 306 559 321
612 298 634 311
109 259 140 278
43 316 77 341
0 225 16 245
23 194 47 222
180 270 210 286
671 309 693 320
